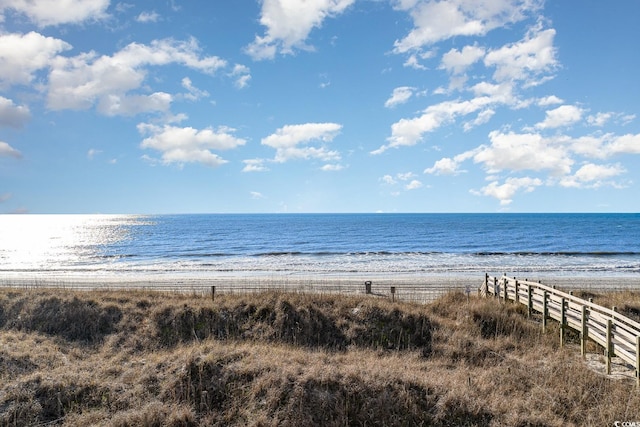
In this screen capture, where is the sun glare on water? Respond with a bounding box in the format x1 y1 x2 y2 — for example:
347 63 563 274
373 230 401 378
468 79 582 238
0 215 134 271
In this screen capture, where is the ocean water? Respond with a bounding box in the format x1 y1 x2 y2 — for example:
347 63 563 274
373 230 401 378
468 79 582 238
1 213 639 281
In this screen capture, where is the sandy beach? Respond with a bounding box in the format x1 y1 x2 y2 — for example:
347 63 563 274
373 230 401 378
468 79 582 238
2 271 639 304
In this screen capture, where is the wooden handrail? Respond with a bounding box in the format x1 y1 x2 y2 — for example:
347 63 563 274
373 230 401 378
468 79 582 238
482 273 640 386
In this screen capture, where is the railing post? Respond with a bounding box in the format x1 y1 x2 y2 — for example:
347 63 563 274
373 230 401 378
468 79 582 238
493 276 498 299
527 284 532 319
514 279 519 304
211 285 215 301
606 319 612 375
503 277 508 302
581 305 587 358
560 297 566 347
636 335 640 387
542 291 548 333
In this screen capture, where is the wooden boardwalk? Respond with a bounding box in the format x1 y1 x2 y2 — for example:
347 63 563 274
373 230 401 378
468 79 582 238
481 274 640 385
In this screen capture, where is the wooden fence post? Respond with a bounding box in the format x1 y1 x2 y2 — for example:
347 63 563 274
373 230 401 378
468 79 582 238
606 319 612 375
581 305 587 358
527 284 532 319
365 281 372 294
542 291 548 333
560 297 566 347
514 279 519 304
493 276 498 299
211 286 215 302
390 286 396 302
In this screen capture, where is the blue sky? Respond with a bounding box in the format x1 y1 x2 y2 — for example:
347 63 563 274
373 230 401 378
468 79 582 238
1 0 640 214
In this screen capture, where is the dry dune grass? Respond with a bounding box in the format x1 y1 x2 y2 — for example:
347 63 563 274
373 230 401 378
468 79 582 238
1 288 639 426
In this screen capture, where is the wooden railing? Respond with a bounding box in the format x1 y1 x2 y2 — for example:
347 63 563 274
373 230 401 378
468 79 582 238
481 274 640 385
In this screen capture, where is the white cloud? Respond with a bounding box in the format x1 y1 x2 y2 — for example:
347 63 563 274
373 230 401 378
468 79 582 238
425 151 474 175
0 32 71 88
474 176 542 205
181 77 210 101
242 159 270 172
393 0 542 53
606 134 640 156
463 108 495 131
537 95 563 106
48 38 226 115
245 0 355 60
535 105 583 129
0 96 30 128
0 141 22 158
484 26 557 85
87 148 102 159
473 131 573 176
261 122 342 163
440 45 485 75
230 64 251 89
384 86 415 108
136 11 160 23
250 191 266 199
374 96 494 154
405 179 423 190
97 92 173 116
138 123 246 167
587 112 612 127
559 163 626 188
0 0 109 26
321 163 344 171
0 193 11 203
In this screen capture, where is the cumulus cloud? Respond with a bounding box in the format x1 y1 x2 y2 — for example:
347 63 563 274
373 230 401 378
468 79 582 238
484 25 558 85
245 0 355 60
0 32 71 88
0 141 22 158
384 86 415 108
261 122 342 163
559 163 626 188
440 45 486 75
535 104 583 129
405 179 423 190
47 37 226 115
424 151 474 175
0 96 30 128
393 0 542 53
0 0 109 26
138 123 246 167
473 130 573 176
474 176 542 205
